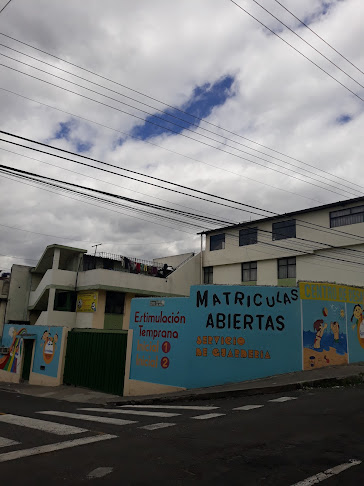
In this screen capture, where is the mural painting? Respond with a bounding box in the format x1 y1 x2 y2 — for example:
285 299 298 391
0 324 64 378
299 282 364 369
0 327 27 373
130 285 302 389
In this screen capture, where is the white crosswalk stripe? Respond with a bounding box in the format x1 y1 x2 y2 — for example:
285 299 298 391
38 411 137 426
0 437 20 448
269 397 298 403
80 408 180 418
191 413 226 420
0 413 87 435
120 405 219 411
140 423 176 431
233 405 264 411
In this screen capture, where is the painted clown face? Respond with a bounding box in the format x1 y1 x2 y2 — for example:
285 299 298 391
41 331 58 364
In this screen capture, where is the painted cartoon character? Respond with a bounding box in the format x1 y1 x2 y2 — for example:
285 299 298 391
351 303 364 349
313 319 327 349
331 321 340 343
41 331 58 364
91 301 96 312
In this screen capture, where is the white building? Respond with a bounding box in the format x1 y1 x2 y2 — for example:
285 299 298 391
202 196 364 287
4 244 201 332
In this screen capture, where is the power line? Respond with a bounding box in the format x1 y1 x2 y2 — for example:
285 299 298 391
3 130 364 249
3 164 364 275
0 54 360 198
0 85 324 204
0 42 359 193
250 0 364 90
272 0 364 77
0 0 12 15
228 0 364 103
0 131 277 218
0 145 238 226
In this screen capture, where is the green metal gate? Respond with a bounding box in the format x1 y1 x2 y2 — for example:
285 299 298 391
63 329 128 395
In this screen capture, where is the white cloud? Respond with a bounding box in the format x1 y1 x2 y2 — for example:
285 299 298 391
0 0 363 271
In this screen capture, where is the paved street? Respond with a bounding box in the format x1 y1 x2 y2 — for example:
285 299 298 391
0 386 363 485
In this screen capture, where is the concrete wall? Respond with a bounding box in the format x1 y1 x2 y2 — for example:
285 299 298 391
29 269 76 308
5 265 32 322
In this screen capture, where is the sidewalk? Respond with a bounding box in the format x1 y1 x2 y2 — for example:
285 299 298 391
1 362 364 406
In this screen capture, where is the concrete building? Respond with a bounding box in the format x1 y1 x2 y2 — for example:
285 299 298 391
202 196 364 287
4 244 201 333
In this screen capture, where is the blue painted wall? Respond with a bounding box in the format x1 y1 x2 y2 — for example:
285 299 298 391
130 285 302 388
0 324 63 378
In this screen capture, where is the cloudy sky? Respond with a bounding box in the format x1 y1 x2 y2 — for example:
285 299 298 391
0 0 363 271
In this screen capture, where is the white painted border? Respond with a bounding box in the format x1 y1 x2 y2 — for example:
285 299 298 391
0 434 117 463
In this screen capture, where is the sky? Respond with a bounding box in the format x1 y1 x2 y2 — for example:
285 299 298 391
0 0 363 271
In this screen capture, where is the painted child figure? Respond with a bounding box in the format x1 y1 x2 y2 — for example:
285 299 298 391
331 321 340 343
313 319 327 349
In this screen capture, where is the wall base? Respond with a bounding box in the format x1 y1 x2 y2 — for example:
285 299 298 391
0 369 20 383
29 372 61 387
127 379 185 396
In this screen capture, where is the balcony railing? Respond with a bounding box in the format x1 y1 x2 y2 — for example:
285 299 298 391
83 252 173 278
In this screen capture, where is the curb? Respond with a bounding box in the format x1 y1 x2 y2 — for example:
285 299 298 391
108 373 364 406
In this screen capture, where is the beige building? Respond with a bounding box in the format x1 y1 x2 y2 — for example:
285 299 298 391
4 244 201 332
0 275 10 336
202 196 364 287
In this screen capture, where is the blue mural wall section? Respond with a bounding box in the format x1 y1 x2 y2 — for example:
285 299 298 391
130 285 302 388
0 324 63 378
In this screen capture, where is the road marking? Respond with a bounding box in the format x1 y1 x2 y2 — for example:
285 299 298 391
79 408 180 418
191 413 226 420
0 437 20 448
140 423 176 431
233 405 264 411
0 414 87 435
269 397 298 403
291 459 362 485
87 467 114 479
120 405 219 410
0 434 117 463
38 411 136 426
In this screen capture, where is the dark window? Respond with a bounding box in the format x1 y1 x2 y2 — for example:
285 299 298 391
278 257 296 279
83 255 96 271
210 233 225 251
105 291 125 314
239 227 258 246
54 291 77 312
272 220 296 240
330 205 364 228
103 258 114 270
203 266 213 284
241 261 257 282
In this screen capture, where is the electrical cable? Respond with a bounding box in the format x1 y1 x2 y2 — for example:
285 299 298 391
0 42 360 193
0 54 360 197
272 0 364 77
228 0 364 103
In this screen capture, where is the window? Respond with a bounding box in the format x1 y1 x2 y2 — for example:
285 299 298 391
105 291 125 314
203 266 213 284
330 205 364 228
210 233 225 251
272 220 296 240
278 257 296 279
241 261 257 282
54 291 77 312
239 227 258 246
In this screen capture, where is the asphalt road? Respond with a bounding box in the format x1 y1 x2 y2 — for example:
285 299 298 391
0 385 363 485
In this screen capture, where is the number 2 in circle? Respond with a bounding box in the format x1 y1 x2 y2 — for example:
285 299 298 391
161 357 170 369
